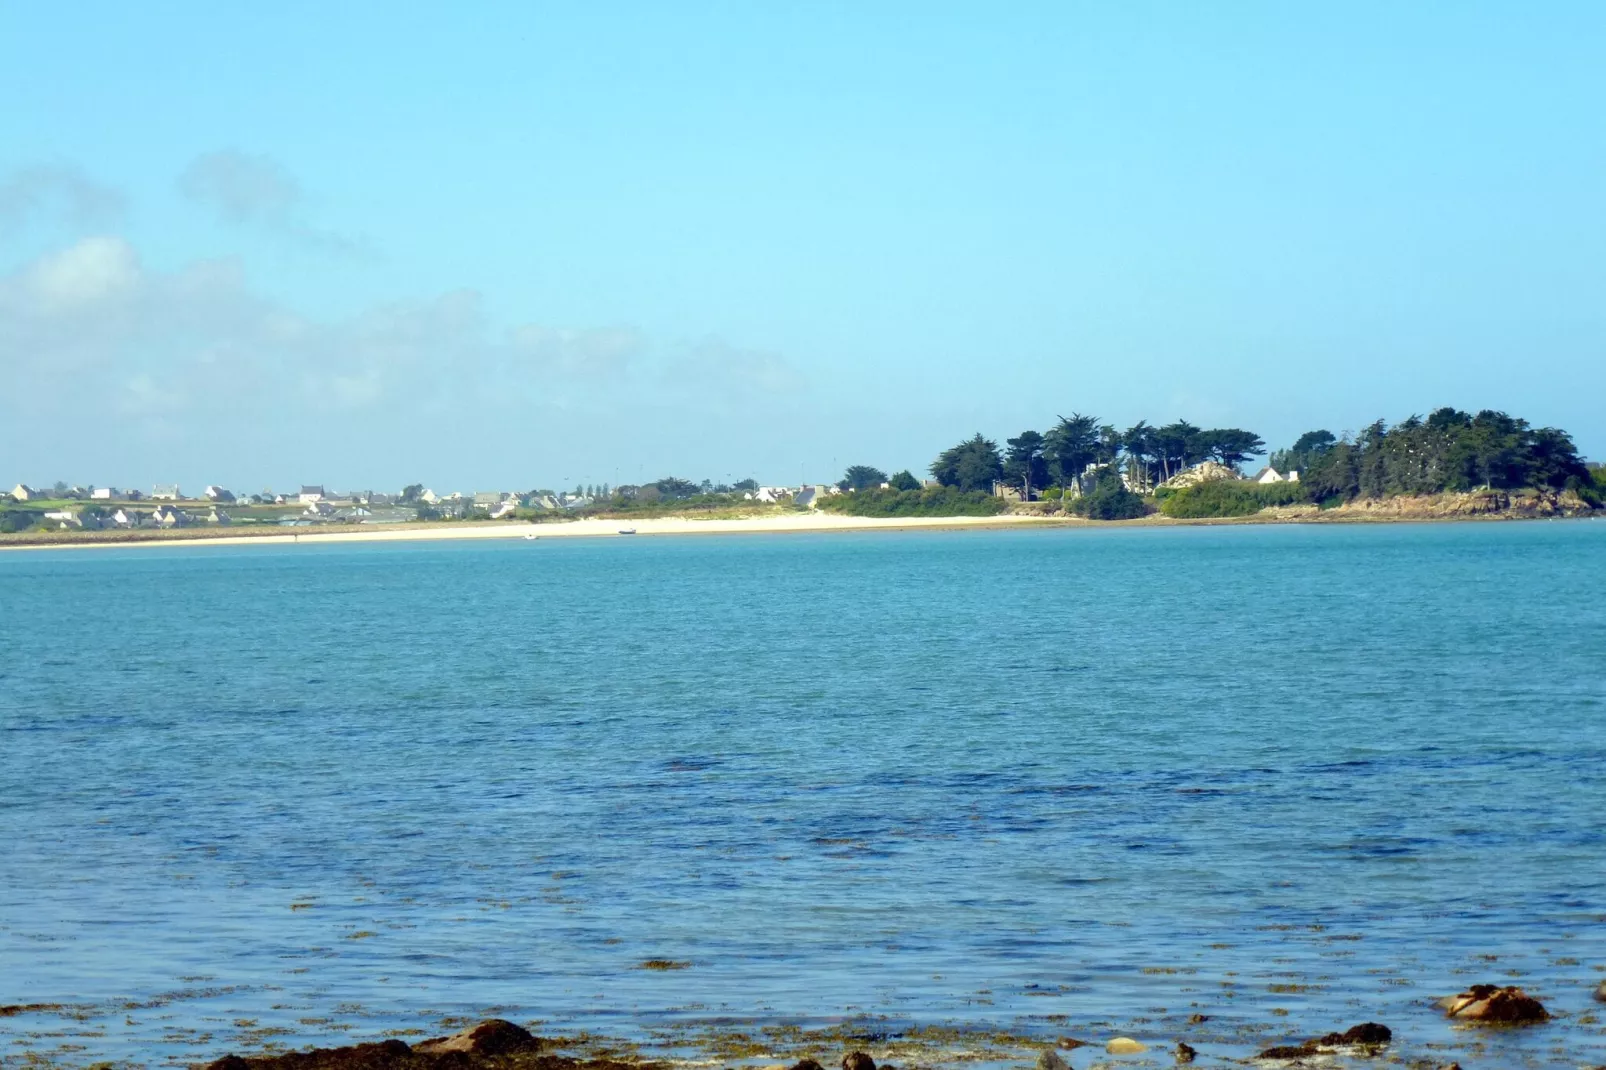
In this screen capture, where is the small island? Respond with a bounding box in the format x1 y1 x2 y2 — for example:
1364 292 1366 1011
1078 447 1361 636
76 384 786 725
3 406 1601 548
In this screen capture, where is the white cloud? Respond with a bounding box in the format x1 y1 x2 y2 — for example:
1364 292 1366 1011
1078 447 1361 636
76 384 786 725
26 236 141 312
508 324 644 377
0 234 800 485
0 237 657 417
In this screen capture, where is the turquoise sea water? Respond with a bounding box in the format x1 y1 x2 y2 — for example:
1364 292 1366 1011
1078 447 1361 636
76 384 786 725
2 523 1604 1068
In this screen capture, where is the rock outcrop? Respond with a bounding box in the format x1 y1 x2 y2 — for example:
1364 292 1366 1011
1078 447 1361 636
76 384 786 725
1035 1049 1068 1070
203 1021 633 1070
841 1052 876 1070
1158 462 1241 491
1257 1022 1392 1060
1441 985 1548 1023
415 1020 543 1055
1329 489 1595 520
1105 1037 1147 1054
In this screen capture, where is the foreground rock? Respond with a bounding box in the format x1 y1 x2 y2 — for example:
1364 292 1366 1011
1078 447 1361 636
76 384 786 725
1173 1041 1196 1063
1441 985 1549 1023
1035 1050 1068 1070
1595 980 1606 1003
204 1020 642 1070
1257 1022 1392 1060
415 1020 543 1056
841 1053 876 1070
1105 1037 1147 1054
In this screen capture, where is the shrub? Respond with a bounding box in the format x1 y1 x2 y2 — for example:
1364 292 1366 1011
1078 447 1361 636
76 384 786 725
820 486 1006 518
1068 470 1147 520
1158 480 1308 518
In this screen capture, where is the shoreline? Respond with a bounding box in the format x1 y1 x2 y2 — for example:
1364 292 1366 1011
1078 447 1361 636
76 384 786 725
3 989 1596 1070
0 506 1597 552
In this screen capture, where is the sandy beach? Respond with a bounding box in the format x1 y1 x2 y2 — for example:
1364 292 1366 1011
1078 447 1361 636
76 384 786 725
0 511 1061 551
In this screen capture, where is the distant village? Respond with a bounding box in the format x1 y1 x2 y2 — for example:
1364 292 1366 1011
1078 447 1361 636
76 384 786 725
2 480 850 532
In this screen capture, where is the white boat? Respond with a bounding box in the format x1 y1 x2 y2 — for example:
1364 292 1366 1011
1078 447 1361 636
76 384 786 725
618 527 637 535
523 533 540 540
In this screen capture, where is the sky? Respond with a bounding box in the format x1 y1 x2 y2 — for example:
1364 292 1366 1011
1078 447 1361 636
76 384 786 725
3 1 1603 492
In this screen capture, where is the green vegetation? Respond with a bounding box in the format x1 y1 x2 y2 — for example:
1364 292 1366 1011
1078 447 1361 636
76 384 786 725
1269 430 1336 477
0 509 41 533
934 415 1271 500
838 465 888 491
888 469 921 491
1068 468 1148 520
583 494 786 519
820 485 1006 518
929 434 1004 493
1158 480 1308 518
1300 409 1591 503
1003 430 1047 499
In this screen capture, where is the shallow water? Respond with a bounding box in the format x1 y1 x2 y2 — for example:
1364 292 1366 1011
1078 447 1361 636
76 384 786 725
2 523 1604 1068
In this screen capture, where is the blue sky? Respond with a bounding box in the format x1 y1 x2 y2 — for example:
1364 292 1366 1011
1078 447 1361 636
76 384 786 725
3 1 1602 491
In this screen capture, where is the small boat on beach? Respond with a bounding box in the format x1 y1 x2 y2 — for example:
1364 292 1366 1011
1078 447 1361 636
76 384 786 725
523 533 540 540
618 527 637 535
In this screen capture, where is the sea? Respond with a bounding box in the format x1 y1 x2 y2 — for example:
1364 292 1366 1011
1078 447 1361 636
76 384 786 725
2 522 1604 1069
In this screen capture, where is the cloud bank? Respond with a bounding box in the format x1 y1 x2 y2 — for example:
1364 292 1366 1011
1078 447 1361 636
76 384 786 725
178 150 368 256
0 229 804 485
0 165 127 233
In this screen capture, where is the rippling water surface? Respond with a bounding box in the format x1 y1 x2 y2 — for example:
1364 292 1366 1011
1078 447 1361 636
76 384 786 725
2 523 1604 1067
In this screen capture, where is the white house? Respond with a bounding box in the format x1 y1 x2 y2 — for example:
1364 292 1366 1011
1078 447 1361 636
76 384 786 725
90 487 116 500
11 484 36 501
151 484 181 500
111 508 143 528
419 489 441 505
1254 467 1300 484
152 504 186 528
490 499 519 519
205 508 231 525
204 485 236 502
298 485 326 504
44 508 84 529
304 500 336 518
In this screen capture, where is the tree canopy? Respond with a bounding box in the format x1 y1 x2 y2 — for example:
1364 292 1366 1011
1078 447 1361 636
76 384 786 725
1302 409 1591 501
1003 431 1048 498
1195 428 1266 468
1270 430 1336 475
1043 414 1101 492
840 465 889 491
930 434 1004 493
651 477 702 500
